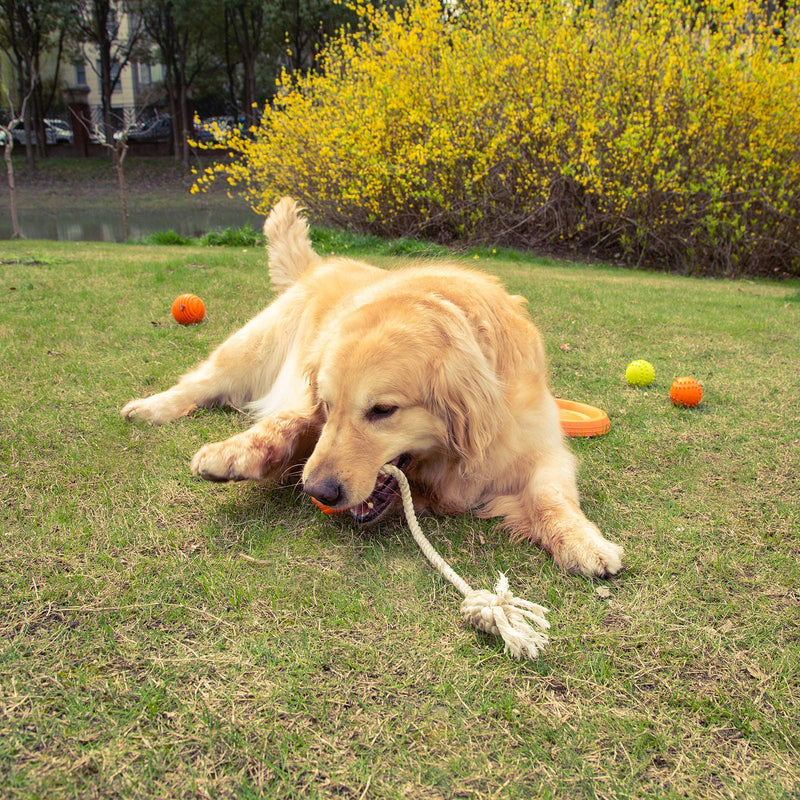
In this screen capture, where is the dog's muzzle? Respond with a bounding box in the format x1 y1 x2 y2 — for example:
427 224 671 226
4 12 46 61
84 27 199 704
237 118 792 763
347 453 412 525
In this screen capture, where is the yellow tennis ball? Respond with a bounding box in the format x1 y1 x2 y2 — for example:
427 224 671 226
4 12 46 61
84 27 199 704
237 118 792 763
625 359 655 386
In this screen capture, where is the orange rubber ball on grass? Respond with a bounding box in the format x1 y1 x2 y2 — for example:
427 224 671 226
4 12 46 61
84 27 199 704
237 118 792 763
172 293 205 325
670 376 703 407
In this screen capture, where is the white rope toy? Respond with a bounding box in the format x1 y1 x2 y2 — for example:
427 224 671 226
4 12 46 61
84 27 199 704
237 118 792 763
379 464 550 660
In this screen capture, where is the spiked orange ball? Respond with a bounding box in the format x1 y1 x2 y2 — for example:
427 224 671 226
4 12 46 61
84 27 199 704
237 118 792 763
670 376 703 407
171 293 205 324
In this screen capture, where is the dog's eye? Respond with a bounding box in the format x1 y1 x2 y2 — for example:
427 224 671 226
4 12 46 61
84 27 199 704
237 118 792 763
367 404 398 421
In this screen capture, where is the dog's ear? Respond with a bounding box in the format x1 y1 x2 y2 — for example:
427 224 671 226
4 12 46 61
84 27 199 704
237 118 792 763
425 333 504 465
301 354 323 411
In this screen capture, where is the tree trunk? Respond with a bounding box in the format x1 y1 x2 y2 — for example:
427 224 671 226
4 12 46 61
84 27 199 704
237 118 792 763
114 140 130 241
223 11 239 117
98 33 115 150
3 140 24 239
21 70 36 169
178 63 191 168
33 52 47 159
165 65 179 159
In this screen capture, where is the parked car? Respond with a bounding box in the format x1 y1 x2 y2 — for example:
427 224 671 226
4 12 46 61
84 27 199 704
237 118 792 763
89 124 107 144
191 121 217 144
194 116 234 143
115 116 172 143
8 119 58 146
45 118 74 145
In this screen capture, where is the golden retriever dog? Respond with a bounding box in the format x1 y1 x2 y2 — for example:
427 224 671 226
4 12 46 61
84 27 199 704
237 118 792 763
122 198 623 577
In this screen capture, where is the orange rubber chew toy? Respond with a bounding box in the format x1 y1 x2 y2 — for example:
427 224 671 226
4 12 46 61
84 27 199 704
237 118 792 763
670 376 703 407
311 397 610 515
172 293 205 324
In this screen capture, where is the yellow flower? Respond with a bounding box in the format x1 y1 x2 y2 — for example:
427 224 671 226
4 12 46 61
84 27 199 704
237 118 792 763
190 0 800 276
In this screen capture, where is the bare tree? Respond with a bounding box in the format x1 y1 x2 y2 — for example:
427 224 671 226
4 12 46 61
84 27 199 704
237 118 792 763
0 0 70 166
111 131 131 240
1 123 23 239
73 0 145 146
100 122 137 240
68 109 140 240
224 0 269 127
1 79 33 239
136 0 215 166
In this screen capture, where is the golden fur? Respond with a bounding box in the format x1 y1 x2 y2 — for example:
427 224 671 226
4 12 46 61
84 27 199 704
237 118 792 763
122 198 623 577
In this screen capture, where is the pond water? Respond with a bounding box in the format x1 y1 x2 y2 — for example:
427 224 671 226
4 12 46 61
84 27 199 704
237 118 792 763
0 204 263 242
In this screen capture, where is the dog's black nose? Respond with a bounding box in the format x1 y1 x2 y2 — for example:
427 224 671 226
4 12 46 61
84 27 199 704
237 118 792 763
304 478 344 507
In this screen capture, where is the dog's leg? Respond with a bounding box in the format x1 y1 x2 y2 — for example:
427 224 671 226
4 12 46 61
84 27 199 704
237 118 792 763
487 450 624 578
121 289 302 425
191 409 320 483
528 459 624 577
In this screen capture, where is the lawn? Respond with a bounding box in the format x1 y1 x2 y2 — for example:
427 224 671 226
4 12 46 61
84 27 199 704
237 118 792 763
1 238 798 799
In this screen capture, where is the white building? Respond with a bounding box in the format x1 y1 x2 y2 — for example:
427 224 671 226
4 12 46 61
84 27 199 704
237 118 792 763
69 59 166 129
66 10 166 130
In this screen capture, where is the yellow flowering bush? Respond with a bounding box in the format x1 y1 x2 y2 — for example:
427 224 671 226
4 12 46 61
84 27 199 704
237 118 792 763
193 0 800 276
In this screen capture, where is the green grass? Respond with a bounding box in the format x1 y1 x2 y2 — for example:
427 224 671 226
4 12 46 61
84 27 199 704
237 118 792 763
1 240 799 799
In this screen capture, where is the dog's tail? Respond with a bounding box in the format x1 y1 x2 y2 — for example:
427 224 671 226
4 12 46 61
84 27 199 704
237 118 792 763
263 197 321 292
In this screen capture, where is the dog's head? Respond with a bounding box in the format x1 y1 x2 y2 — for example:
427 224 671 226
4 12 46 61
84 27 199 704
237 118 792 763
301 294 503 523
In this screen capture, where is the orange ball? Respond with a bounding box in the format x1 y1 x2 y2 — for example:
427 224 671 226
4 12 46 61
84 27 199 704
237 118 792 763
171 293 205 325
670 376 703 407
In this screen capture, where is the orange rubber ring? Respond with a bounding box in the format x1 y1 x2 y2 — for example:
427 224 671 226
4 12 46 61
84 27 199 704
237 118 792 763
556 398 611 437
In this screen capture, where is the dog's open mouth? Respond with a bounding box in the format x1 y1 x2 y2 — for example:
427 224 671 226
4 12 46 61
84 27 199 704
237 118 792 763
348 454 411 525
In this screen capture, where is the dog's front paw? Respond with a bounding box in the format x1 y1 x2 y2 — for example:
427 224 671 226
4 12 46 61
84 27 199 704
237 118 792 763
121 393 196 425
556 533 624 578
191 436 273 483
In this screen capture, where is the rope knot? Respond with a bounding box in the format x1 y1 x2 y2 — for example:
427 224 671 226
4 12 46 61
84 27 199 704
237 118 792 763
380 463 550 660
460 573 550 660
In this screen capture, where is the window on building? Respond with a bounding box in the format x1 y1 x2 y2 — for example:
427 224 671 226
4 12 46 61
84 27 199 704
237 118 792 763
75 63 87 85
98 59 123 93
111 62 122 92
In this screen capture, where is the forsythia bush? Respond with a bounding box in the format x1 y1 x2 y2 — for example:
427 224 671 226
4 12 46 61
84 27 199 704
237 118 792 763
193 0 800 276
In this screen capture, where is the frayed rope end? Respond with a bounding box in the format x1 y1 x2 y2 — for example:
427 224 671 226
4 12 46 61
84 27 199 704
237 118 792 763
460 572 550 660
380 463 550 660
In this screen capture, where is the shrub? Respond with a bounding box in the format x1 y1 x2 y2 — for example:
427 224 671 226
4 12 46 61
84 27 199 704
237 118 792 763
199 223 264 247
140 230 192 246
193 0 800 277
309 225 450 257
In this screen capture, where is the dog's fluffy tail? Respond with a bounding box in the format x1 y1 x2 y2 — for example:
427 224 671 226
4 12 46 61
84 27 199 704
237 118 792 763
263 197 321 292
